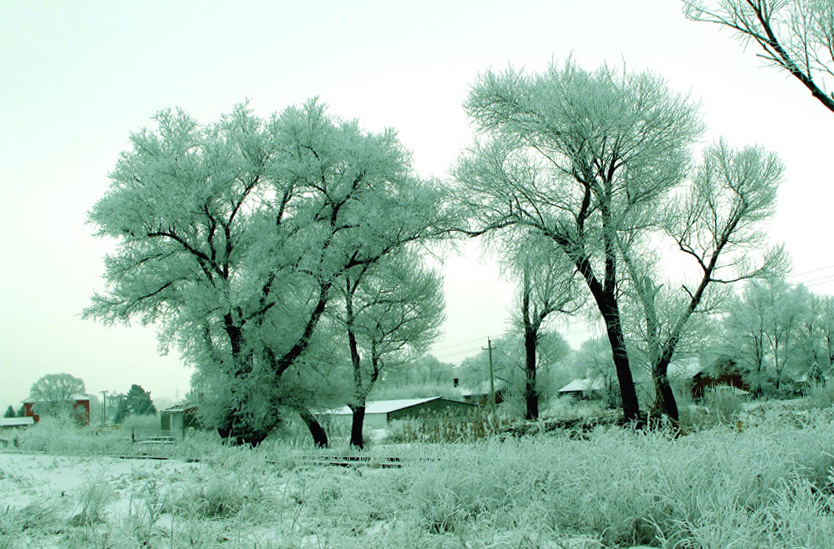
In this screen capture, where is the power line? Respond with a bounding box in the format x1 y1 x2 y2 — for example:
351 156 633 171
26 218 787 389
790 264 834 279
430 335 492 353
431 346 484 360
799 274 834 286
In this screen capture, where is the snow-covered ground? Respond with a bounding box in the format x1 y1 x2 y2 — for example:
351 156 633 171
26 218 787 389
3 402 834 548
0 452 202 515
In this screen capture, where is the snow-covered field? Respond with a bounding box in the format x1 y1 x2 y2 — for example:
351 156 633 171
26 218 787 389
0 453 201 515
3 403 834 548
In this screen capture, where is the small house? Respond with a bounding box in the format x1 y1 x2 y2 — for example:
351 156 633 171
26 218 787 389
458 381 509 407
691 371 749 400
160 404 200 438
323 397 477 429
558 378 606 399
23 395 90 426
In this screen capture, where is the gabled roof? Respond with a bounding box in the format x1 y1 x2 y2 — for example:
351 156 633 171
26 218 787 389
558 378 605 393
456 379 508 396
326 397 445 416
161 404 198 413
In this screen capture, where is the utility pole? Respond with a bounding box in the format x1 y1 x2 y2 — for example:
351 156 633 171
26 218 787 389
100 390 108 425
482 338 496 410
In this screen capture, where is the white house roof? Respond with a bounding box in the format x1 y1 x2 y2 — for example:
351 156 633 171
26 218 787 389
558 378 605 393
326 397 443 416
24 394 89 404
0 417 35 427
161 404 198 413
668 358 702 379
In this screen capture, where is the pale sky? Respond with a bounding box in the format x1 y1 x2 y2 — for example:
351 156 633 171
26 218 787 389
1 1 831 409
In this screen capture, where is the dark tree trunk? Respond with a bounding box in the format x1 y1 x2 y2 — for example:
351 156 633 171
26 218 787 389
524 328 539 420
567 230 641 424
599 299 641 423
297 407 329 448
349 405 366 449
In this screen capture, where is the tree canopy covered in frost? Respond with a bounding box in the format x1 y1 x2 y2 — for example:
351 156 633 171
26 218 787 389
86 100 450 444
454 60 784 424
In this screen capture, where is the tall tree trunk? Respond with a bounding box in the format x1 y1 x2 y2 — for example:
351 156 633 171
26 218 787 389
596 291 641 422
217 319 275 445
349 405 366 449
297 407 328 448
571 250 641 423
521 271 540 421
524 327 539 420
345 275 367 449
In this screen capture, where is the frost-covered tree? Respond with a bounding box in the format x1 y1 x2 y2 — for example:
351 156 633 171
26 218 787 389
454 61 702 422
29 373 86 403
620 140 785 422
3 405 15 419
86 100 448 445
501 232 580 419
335 251 444 448
723 279 832 393
808 293 834 378
455 60 784 424
28 373 86 418
683 0 834 114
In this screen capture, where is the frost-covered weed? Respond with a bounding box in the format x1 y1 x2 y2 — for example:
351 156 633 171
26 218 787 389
803 380 834 410
702 386 745 423
0 501 61 544
387 408 512 443
280 415 834 546
69 478 114 526
165 451 277 524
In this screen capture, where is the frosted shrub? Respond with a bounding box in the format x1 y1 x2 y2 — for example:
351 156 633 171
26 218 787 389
702 386 744 423
14 417 133 455
804 380 834 409
69 479 114 526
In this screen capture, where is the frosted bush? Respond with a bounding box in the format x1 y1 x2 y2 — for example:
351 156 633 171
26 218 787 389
69 479 114 526
14 417 132 455
804 380 834 410
702 386 744 423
